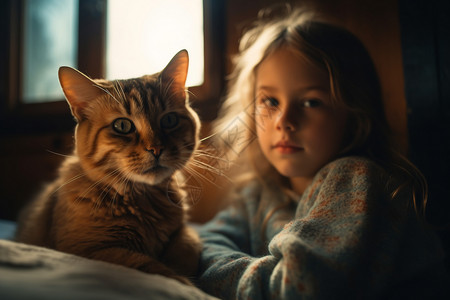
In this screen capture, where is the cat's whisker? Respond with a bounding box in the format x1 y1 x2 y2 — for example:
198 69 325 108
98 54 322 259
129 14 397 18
100 169 126 211
116 80 127 102
198 131 222 142
177 142 197 153
191 155 228 165
107 170 131 213
114 169 133 205
183 153 215 170
192 150 231 164
177 147 234 172
93 84 121 106
180 164 224 189
46 149 75 158
53 173 87 196
167 174 195 207
111 83 121 104
113 81 130 110
188 159 226 175
123 170 134 193
99 170 124 211
81 168 121 210
72 171 112 207
170 169 202 206
188 161 233 183
87 171 116 204
113 81 124 102
196 144 226 156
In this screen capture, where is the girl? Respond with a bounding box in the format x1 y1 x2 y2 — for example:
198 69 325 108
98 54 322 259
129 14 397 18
196 7 448 299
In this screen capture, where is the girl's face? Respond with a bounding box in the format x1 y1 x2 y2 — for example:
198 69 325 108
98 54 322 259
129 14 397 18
254 47 348 193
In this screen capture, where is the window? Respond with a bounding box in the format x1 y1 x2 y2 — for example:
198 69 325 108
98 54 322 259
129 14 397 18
0 0 224 134
22 0 78 103
106 0 204 87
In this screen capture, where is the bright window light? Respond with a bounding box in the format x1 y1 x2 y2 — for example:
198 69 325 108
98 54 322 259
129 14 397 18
106 0 204 87
22 0 78 103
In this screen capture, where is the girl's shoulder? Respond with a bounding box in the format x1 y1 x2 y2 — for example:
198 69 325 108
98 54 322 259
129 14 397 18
318 155 386 181
293 156 392 220
237 156 385 201
305 156 390 203
324 155 382 170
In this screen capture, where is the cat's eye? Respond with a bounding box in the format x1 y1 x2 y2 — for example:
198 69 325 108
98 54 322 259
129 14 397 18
160 112 179 130
112 118 135 134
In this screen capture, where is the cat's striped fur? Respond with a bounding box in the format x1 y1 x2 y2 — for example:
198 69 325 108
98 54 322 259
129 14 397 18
15 50 201 285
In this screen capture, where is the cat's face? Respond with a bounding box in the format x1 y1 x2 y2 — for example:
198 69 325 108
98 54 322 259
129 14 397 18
75 76 199 186
59 50 200 186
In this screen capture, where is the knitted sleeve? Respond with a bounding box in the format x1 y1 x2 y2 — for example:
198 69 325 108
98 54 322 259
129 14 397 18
197 202 258 299
197 157 419 299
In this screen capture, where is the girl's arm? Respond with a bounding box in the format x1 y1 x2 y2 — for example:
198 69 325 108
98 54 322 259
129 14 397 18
197 203 258 299
197 157 427 299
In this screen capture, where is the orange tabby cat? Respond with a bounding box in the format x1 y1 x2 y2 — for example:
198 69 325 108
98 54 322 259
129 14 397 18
15 50 201 285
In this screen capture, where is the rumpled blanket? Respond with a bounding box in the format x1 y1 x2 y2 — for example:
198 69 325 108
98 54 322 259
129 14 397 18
0 239 217 300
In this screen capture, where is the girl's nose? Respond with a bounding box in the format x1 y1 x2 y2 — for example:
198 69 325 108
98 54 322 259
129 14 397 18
275 108 296 131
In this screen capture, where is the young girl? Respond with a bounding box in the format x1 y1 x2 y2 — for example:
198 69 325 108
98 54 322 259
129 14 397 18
196 7 448 299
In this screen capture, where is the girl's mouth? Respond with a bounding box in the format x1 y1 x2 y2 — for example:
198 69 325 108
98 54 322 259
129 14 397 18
272 141 303 154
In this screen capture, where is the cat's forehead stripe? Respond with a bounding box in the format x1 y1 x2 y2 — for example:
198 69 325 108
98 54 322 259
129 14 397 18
122 78 165 115
123 80 146 112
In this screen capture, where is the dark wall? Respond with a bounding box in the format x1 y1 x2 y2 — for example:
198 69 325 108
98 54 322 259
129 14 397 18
399 0 450 257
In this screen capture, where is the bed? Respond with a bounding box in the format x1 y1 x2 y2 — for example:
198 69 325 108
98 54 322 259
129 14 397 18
0 220 218 300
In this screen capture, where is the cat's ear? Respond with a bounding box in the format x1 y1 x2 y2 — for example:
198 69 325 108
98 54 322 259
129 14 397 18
58 66 104 121
160 49 189 101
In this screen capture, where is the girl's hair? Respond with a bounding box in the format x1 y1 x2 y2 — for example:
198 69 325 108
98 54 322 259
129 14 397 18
213 6 427 218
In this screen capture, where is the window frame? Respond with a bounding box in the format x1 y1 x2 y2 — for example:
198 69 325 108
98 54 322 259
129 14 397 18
0 0 224 135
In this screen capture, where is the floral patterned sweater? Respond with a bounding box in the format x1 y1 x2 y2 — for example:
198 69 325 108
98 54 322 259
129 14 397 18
197 156 448 299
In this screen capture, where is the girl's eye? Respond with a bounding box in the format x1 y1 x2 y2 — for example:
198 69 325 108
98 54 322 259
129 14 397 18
261 97 279 107
161 112 179 129
112 118 135 134
303 99 322 108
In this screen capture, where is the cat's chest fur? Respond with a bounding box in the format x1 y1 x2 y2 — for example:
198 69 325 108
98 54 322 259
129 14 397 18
51 159 185 258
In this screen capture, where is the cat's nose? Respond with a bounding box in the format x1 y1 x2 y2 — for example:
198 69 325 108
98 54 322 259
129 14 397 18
146 145 164 158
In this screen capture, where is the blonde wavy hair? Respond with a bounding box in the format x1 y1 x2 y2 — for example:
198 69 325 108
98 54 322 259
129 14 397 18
212 6 427 217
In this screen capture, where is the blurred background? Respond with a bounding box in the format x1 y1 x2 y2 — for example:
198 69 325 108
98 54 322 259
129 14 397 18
0 0 449 259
